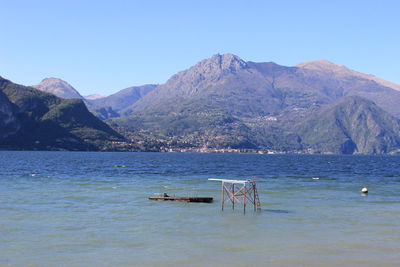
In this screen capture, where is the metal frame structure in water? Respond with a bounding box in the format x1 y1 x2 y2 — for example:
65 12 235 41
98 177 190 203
208 178 261 212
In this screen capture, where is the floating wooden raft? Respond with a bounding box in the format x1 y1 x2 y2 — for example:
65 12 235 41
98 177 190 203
149 194 213 203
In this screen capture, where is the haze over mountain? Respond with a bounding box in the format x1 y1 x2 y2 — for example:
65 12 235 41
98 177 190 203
0 76 123 150
111 53 400 154
85 94 106 100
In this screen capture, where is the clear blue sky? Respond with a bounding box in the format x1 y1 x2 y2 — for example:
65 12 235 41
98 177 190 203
1 0 399 95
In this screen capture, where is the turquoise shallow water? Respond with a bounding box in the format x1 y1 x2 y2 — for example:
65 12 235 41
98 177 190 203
1 151 400 266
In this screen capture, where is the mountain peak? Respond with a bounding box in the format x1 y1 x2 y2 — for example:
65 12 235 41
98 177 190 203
33 77 83 99
207 53 247 71
38 77 76 89
163 53 248 88
186 53 247 75
40 77 68 83
211 53 243 62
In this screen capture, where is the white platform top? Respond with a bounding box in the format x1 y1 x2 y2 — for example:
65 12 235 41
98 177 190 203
208 178 251 184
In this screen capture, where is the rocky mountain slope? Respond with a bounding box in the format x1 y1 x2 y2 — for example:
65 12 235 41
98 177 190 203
0 76 123 150
122 54 400 121
297 60 400 92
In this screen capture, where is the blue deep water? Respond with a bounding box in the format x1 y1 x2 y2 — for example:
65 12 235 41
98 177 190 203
1 152 400 266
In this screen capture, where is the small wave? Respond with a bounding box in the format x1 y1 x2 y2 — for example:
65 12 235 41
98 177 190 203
0 227 22 232
163 186 182 190
62 226 87 231
148 185 183 190
369 200 400 204
98 186 118 190
24 173 38 177
263 209 291 214
262 202 282 205
63 195 89 200
125 241 146 247
182 180 204 185
223 247 249 252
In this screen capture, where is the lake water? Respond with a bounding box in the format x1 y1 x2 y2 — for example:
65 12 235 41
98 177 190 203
1 152 400 266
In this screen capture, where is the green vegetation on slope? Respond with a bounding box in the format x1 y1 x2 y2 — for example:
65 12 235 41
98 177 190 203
297 96 400 154
0 76 124 151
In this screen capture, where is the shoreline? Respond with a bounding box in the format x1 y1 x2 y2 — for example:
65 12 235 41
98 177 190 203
1 148 399 155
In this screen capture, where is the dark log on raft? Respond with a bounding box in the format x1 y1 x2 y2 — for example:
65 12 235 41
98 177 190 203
149 196 213 203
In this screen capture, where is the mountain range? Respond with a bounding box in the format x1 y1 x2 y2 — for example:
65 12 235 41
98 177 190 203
111 54 400 154
6 53 400 154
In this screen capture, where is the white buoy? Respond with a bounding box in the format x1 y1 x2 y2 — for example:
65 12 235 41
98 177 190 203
361 187 368 194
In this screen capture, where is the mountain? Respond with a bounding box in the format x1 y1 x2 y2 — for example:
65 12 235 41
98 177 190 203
295 60 400 117
8 54 400 153
0 90 20 139
90 84 157 115
297 60 400 91
111 53 400 154
125 54 282 117
126 54 400 118
33 78 84 99
297 96 400 154
0 76 124 150
32 77 121 120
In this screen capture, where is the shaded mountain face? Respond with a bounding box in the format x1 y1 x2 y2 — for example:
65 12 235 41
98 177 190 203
0 76 123 150
112 53 400 154
91 84 157 115
33 78 84 99
0 90 20 139
297 96 400 154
